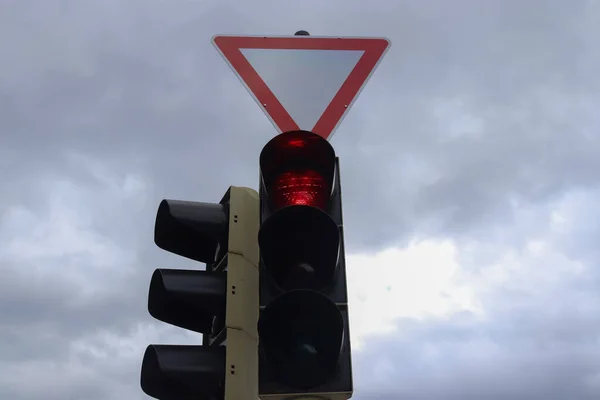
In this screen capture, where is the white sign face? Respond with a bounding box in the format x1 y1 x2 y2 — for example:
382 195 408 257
240 49 365 131
213 35 391 139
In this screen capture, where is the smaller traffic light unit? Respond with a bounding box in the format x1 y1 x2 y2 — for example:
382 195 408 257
141 186 260 400
257 130 353 400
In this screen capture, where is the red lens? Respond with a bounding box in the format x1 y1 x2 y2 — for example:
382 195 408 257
271 169 329 210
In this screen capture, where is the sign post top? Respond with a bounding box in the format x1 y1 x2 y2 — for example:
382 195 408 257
212 34 391 140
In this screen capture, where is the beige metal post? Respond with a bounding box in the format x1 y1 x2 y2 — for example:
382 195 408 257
223 186 260 400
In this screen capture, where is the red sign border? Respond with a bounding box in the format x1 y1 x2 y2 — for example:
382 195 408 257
212 35 391 140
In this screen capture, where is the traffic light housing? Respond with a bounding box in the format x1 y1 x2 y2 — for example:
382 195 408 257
141 187 260 400
257 130 353 399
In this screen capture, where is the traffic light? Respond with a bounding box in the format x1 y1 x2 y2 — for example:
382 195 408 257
257 130 353 400
141 186 260 400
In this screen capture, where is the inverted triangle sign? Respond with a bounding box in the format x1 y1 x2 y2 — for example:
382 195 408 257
212 35 391 140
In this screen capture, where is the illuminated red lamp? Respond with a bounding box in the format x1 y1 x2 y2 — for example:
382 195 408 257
260 130 336 213
271 169 329 210
258 130 341 292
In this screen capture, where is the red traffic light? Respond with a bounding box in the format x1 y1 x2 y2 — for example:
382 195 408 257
260 130 335 213
259 130 340 292
271 169 329 210
257 130 352 397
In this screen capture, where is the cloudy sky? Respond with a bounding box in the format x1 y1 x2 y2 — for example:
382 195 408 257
2 0 600 399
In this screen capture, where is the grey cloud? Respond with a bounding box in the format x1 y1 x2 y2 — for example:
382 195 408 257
3 0 599 252
354 234 600 399
331 0 600 248
354 315 600 400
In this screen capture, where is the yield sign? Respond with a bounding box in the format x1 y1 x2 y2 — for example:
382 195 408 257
212 35 391 140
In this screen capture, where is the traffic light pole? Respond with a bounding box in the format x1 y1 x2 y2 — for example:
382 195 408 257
223 187 260 400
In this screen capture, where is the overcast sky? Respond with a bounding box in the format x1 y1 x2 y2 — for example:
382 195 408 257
2 0 600 399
